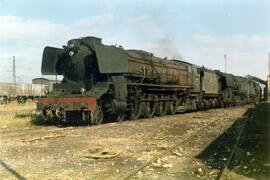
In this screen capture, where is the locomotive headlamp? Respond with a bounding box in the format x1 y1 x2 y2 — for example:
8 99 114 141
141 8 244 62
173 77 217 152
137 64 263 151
69 51 74 56
80 88 85 94
44 89 49 95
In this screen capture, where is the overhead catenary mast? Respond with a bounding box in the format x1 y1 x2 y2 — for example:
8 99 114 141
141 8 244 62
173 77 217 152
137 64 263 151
224 54 227 73
12 56 17 95
268 53 270 101
268 53 270 76
13 56 16 85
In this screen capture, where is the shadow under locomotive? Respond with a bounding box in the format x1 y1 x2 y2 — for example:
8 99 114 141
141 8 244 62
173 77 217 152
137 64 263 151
30 112 95 126
196 103 270 179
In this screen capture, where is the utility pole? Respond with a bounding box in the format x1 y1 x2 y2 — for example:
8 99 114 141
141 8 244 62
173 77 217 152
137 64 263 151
268 53 270 76
12 56 16 95
224 54 227 73
13 56 16 85
268 53 270 101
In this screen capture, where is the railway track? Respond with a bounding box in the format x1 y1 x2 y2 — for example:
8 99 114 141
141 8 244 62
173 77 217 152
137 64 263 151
0 126 76 139
119 107 249 180
216 116 249 179
215 105 266 180
0 106 248 140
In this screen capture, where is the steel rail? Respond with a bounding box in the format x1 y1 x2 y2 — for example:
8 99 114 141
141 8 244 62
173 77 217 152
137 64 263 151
121 109 235 180
217 116 249 179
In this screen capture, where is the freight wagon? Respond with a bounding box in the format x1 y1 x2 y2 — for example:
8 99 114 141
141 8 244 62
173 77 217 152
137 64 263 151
0 82 47 104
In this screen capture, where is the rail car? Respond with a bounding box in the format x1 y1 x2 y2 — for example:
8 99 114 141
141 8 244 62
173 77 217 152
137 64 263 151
0 83 47 104
37 36 261 124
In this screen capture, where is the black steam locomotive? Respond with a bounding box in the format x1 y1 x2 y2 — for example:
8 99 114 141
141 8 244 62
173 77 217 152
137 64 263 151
37 36 261 124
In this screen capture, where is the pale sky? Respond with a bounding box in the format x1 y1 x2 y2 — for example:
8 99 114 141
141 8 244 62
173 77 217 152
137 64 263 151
0 0 270 82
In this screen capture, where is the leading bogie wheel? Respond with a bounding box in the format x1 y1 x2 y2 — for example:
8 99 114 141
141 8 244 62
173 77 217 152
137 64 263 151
91 106 103 125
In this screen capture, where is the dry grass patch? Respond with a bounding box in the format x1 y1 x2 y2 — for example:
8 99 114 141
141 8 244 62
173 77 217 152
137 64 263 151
0 102 36 128
0 101 35 112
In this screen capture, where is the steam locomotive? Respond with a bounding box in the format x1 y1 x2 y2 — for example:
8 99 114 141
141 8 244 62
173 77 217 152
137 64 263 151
37 36 261 124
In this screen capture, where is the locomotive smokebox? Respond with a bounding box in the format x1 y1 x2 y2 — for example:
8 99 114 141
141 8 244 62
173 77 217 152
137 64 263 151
41 47 65 75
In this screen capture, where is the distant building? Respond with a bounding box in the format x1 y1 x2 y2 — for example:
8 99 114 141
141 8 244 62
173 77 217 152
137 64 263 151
32 78 57 85
32 78 58 91
0 82 47 97
0 82 17 96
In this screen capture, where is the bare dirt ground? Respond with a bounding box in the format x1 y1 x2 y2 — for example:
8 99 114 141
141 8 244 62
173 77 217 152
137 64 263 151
219 103 270 180
0 103 265 179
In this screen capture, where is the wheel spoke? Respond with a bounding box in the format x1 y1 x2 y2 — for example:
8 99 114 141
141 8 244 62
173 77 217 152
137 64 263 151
167 101 176 115
143 102 155 118
156 102 167 116
130 102 142 120
116 113 125 122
